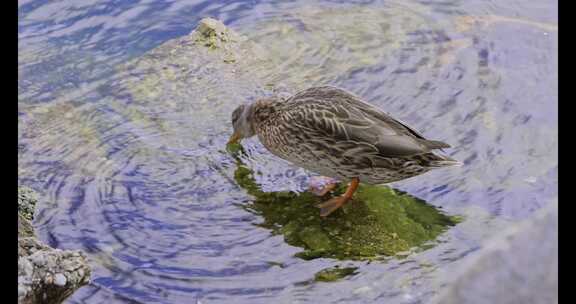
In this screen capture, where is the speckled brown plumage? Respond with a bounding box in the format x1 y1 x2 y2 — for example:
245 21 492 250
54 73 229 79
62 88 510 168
229 86 459 216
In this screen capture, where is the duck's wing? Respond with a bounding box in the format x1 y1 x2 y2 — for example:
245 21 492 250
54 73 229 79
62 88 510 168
287 86 450 157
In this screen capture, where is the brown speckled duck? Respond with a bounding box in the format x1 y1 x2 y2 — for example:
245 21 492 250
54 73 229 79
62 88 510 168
228 86 459 216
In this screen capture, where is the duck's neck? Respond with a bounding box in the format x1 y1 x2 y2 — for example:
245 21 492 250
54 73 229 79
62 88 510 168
252 97 282 126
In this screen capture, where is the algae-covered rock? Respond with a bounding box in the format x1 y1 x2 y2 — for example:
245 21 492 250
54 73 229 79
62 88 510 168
232 152 460 260
195 18 236 50
314 266 358 282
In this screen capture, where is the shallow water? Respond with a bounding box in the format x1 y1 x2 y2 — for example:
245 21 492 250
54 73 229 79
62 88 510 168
18 0 557 303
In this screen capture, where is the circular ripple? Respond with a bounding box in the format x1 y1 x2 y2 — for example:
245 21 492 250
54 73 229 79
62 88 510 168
19 0 557 303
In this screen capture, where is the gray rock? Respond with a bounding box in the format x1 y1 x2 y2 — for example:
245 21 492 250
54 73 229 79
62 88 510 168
18 186 37 221
18 187 91 304
433 201 558 304
195 18 234 47
18 213 34 238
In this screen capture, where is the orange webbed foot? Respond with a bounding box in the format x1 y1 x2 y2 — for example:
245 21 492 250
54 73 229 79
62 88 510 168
315 177 360 217
317 196 348 217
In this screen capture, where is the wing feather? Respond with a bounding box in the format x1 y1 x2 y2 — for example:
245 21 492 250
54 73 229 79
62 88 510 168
286 86 450 157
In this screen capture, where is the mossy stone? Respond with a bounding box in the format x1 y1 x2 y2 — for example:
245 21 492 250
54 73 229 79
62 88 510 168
231 147 460 260
314 266 358 282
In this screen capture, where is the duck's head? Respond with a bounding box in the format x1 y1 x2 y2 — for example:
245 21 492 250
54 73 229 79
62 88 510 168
228 103 256 145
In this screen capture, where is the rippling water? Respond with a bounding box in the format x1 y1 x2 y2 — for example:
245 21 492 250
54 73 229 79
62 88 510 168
18 0 557 303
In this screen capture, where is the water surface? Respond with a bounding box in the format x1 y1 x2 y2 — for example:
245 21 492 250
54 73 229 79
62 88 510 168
18 0 557 303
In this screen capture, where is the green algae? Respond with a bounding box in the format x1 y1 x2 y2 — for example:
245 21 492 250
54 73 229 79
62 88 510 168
231 145 460 260
314 266 358 282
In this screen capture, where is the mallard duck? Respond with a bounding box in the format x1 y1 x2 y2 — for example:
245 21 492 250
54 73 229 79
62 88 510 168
229 86 459 216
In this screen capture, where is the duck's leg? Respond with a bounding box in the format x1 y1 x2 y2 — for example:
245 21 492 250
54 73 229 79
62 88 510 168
317 177 360 217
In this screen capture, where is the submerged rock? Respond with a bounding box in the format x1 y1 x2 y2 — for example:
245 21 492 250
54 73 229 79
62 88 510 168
195 18 236 49
314 266 358 282
18 187 91 304
231 150 460 260
433 201 558 304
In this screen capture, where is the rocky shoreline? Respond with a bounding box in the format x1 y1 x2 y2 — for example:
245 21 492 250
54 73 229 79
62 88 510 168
18 187 91 304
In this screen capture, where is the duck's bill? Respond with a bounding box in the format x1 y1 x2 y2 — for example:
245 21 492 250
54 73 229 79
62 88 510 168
227 132 241 145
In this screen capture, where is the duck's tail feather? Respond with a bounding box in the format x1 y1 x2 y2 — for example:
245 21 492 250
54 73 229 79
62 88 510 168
428 154 462 167
420 139 451 150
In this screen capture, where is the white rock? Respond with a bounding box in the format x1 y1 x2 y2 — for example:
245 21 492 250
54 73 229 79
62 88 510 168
54 273 67 286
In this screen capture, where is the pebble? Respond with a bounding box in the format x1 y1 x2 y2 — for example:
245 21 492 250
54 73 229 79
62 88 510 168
54 273 67 286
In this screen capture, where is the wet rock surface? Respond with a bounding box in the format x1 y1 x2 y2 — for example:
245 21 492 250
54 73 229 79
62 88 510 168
314 266 359 282
433 201 558 304
18 187 91 304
